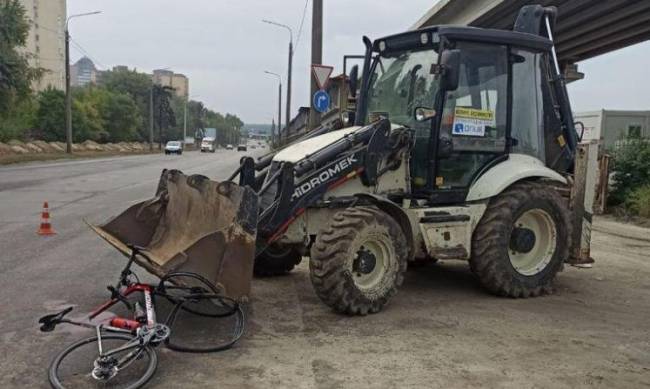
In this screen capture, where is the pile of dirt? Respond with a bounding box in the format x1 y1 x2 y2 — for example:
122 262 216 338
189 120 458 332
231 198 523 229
24 143 44 153
10 145 29 154
82 140 104 152
117 142 134 151
102 143 118 151
0 142 12 154
129 142 145 151
0 138 152 160
32 140 57 153
48 142 65 152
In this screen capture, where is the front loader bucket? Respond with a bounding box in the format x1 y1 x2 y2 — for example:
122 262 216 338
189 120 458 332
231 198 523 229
89 169 259 301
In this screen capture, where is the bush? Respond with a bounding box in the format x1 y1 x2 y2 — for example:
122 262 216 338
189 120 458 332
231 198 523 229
626 185 650 218
0 96 36 141
609 138 650 205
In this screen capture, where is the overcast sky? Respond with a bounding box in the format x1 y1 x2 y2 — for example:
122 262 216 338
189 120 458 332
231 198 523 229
68 0 649 124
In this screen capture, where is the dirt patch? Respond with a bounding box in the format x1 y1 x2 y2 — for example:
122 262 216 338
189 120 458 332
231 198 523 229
0 149 157 165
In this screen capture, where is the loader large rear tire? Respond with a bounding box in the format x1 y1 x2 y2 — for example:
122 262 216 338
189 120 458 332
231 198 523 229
310 207 407 315
470 181 570 298
253 244 303 277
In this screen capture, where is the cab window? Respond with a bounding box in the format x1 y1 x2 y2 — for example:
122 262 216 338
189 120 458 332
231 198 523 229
436 43 508 189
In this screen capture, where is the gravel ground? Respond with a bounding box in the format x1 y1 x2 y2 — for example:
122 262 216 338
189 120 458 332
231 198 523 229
0 152 648 388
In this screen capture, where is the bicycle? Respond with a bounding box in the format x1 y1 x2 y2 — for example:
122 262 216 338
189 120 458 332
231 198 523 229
39 244 245 389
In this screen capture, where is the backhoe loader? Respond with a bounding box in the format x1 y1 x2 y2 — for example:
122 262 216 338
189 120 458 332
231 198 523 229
92 5 597 315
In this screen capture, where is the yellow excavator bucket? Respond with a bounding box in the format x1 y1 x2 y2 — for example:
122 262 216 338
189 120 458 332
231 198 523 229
89 169 259 301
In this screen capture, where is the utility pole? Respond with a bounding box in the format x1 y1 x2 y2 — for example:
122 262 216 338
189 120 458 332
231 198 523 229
64 29 72 153
286 40 293 145
264 71 282 146
183 98 188 148
64 11 101 154
149 87 154 151
308 0 323 131
262 20 293 145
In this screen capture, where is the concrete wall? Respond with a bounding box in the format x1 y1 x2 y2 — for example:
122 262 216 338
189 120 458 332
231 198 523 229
20 0 67 91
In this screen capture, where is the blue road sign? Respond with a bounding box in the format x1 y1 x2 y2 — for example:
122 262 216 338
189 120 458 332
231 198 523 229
313 90 330 113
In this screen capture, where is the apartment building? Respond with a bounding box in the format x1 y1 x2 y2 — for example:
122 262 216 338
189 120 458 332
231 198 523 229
19 0 67 91
152 69 189 98
70 56 98 87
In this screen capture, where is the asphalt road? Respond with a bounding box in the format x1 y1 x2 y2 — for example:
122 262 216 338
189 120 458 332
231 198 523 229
1 150 649 388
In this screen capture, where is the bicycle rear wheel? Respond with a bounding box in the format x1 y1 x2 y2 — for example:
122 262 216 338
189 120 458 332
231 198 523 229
49 333 157 389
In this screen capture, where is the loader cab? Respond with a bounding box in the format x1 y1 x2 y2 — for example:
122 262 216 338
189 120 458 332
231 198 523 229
357 26 569 204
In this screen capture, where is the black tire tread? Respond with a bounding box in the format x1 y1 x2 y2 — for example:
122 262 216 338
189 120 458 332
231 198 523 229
253 245 303 277
470 181 571 298
49 333 158 389
309 206 407 315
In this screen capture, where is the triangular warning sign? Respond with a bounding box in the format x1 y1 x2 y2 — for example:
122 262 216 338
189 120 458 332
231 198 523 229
312 64 334 90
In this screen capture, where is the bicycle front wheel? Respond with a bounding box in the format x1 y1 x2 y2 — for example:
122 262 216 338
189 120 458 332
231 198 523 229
48 333 158 389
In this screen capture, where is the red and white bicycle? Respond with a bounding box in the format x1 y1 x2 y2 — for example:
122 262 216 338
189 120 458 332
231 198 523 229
39 244 245 389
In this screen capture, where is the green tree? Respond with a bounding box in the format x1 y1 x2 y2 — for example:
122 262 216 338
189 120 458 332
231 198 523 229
33 87 65 141
0 96 36 141
102 68 153 140
610 137 650 205
152 85 176 146
0 0 42 140
102 92 140 142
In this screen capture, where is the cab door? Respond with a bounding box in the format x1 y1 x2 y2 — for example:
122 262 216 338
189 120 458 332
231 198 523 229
432 42 510 202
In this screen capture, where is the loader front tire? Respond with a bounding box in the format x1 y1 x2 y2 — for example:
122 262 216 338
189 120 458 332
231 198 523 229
310 207 407 315
470 181 570 298
253 244 303 277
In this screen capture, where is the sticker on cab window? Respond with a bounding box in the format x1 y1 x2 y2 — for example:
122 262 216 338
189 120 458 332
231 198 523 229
451 107 495 137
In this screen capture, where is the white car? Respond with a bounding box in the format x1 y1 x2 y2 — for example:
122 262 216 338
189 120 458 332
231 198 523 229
226 144 234 150
164 141 183 155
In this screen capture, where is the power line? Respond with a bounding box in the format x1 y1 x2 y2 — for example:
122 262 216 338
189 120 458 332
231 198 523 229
294 0 310 51
69 38 106 69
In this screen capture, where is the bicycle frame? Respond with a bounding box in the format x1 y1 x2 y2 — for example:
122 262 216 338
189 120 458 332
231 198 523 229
89 283 156 332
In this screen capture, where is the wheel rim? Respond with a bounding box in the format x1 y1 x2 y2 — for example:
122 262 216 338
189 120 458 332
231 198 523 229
50 334 156 389
508 209 557 276
351 237 392 291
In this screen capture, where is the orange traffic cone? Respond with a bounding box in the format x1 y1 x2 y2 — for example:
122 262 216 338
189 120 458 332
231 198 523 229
37 201 56 235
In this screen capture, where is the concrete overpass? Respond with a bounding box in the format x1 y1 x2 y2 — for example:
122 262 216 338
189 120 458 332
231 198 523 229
413 0 650 79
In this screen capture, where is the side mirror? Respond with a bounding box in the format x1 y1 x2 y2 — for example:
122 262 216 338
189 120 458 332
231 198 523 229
574 121 585 142
414 107 436 122
440 49 461 92
348 65 359 98
342 110 355 126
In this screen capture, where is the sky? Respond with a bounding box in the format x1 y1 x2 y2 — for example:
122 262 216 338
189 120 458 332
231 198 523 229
67 0 650 124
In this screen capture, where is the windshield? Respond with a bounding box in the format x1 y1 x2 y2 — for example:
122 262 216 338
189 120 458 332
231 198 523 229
366 48 440 127
168 141 180 146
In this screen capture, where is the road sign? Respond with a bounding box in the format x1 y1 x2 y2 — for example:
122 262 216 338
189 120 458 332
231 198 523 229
312 64 334 90
313 90 330 113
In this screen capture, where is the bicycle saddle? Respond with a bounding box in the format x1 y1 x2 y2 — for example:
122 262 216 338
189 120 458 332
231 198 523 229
38 307 73 332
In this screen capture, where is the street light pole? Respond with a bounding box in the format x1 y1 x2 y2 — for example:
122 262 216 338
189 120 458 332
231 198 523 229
262 20 292 145
308 0 323 131
264 71 282 146
183 94 198 150
149 87 154 151
64 11 101 154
